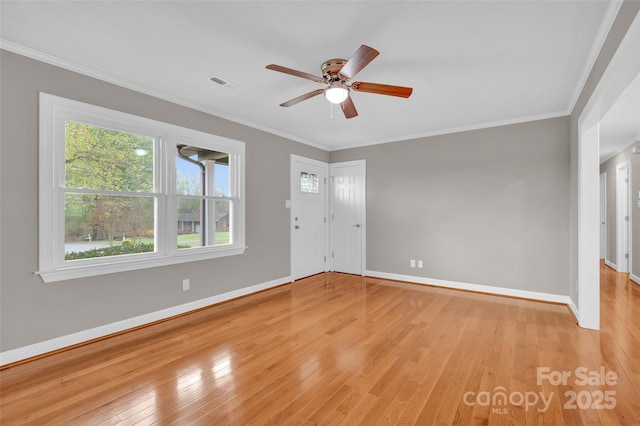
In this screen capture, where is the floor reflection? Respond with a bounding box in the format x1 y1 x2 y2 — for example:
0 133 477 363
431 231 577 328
212 351 234 383
176 367 203 401
114 386 158 424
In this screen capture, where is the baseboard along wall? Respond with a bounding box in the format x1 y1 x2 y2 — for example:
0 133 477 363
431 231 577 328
0 276 292 367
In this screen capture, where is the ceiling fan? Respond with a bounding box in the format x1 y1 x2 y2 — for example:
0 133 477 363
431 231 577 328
266 45 413 119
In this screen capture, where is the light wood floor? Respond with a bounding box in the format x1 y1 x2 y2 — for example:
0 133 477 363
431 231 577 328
1 263 639 425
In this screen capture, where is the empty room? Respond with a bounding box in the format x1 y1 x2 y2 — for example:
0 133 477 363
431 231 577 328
1 1 639 424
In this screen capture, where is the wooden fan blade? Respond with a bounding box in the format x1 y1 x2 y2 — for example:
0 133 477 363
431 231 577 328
351 81 413 98
280 89 325 107
340 96 358 119
338 45 380 80
266 64 325 83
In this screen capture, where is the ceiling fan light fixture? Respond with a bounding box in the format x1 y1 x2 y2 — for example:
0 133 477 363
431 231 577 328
266 45 411 119
325 84 349 104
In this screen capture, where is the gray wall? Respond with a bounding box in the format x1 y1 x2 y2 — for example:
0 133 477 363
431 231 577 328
600 144 640 278
331 117 571 294
569 1 640 306
0 50 328 352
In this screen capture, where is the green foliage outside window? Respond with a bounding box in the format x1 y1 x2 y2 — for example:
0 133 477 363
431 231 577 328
64 121 155 255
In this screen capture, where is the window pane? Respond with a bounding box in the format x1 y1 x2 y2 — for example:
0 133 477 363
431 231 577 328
65 121 154 192
65 194 155 260
177 198 231 249
176 144 230 196
301 171 319 193
176 156 202 195
211 199 231 245
177 197 202 249
212 163 230 197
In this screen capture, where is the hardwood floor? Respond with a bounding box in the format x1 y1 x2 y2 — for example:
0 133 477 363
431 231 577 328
1 263 639 425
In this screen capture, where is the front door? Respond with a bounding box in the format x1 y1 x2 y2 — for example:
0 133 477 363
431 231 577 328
330 160 365 275
290 155 328 280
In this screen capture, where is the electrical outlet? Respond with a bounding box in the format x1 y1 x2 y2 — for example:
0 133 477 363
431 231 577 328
182 279 190 291
410 259 416 268
417 260 424 268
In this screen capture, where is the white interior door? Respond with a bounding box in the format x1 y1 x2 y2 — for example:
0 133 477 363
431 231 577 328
600 172 606 260
291 155 328 280
616 161 631 272
330 160 365 275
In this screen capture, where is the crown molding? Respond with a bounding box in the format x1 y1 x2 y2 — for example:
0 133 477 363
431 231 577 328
0 40 323 149
567 0 624 114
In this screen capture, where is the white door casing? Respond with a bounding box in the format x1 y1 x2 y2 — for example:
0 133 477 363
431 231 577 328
290 155 329 280
330 161 366 275
577 122 601 330
616 160 631 273
600 172 607 260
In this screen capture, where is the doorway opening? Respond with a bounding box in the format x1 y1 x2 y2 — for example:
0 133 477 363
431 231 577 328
577 11 640 330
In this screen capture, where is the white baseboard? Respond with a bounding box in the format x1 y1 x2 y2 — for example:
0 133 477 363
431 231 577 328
631 274 640 285
604 259 617 270
365 270 573 305
0 276 291 366
567 300 580 324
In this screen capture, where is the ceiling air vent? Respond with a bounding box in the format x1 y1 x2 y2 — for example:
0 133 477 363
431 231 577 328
208 74 239 89
209 76 227 85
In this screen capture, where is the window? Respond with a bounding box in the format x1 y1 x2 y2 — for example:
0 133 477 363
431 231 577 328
39 93 245 282
300 171 319 194
175 144 232 249
63 122 156 260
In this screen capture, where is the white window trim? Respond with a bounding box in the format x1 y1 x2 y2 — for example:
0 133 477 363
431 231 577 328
38 93 245 283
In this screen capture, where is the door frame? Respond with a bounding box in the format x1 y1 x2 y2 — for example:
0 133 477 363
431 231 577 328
576 9 639 330
290 155 329 280
329 160 366 275
616 160 631 273
600 172 607 261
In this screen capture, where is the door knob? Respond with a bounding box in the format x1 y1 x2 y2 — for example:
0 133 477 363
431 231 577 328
295 225 300 229
354 224 361 228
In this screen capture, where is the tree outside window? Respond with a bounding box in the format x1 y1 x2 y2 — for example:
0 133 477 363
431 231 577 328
64 122 155 260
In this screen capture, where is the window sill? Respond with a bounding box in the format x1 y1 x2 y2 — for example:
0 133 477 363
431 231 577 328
37 246 246 283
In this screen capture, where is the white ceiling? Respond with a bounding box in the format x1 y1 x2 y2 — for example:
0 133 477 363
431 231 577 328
0 1 626 151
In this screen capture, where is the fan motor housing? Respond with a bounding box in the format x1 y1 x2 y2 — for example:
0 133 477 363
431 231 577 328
321 58 348 81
